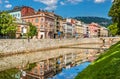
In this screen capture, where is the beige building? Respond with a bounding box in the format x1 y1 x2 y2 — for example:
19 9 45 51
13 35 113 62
14 19 28 38
100 26 108 37
75 21 84 37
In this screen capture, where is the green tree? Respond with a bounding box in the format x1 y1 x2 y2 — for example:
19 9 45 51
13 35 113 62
27 23 37 38
0 12 17 38
108 0 120 34
108 23 118 36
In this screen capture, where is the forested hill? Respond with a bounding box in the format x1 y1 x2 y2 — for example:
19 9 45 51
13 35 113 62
74 16 112 27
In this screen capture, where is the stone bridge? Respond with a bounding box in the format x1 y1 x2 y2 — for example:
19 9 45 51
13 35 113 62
0 37 119 71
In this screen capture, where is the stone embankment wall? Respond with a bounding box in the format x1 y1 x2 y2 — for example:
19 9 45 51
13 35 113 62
0 37 119 55
0 37 119 71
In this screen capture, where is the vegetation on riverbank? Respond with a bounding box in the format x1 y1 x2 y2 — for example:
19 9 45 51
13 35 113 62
0 68 19 79
75 41 120 79
0 62 36 79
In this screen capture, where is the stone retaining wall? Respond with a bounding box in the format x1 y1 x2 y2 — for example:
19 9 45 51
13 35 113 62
0 37 119 54
0 37 119 71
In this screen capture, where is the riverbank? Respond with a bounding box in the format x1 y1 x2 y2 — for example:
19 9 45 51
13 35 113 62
75 41 120 79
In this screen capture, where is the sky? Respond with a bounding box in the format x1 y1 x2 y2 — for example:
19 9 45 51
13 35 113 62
0 0 113 18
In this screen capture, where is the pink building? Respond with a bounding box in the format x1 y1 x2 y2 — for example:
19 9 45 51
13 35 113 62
88 22 100 37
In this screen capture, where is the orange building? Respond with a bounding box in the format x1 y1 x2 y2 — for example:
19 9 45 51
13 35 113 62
22 10 55 39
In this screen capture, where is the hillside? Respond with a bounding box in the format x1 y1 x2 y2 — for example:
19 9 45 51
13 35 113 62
75 41 120 79
74 16 112 27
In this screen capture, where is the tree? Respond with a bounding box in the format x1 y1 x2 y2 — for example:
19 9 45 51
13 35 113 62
108 23 118 36
27 23 37 38
108 0 120 34
0 12 17 38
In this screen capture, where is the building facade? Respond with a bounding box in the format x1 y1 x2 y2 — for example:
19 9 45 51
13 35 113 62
100 26 108 37
75 21 84 38
14 19 28 38
54 14 64 38
63 19 76 38
9 6 35 19
88 22 100 37
22 11 55 39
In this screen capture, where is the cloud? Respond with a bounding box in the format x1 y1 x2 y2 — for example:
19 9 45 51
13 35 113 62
5 4 12 8
67 0 83 4
34 0 58 10
0 0 2 4
60 1 65 5
94 0 105 3
60 0 83 5
45 5 57 10
5 0 9 3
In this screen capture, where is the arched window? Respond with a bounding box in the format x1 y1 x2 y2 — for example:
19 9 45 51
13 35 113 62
41 18 44 22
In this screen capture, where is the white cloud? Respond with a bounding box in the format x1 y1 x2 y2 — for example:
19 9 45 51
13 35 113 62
34 0 58 10
5 0 9 3
5 4 12 8
60 0 83 5
0 0 2 4
67 0 83 4
94 0 105 3
45 5 57 10
60 1 65 5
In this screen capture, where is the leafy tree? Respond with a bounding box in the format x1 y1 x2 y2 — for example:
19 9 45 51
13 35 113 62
0 12 17 38
108 23 118 36
27 23 37 38
108 0 120 34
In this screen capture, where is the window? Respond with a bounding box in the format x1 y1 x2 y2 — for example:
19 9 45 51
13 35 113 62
34 69 37 74
15 14 17 17
41 18 44 22
31 19 33 22
18 14 20 17
41 25 44 28
28 20 30 22
35 18 39 23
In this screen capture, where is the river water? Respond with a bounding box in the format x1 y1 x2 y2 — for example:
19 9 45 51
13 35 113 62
48 62 91 79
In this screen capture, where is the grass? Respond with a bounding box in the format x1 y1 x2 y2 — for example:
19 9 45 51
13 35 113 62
75 41 120 79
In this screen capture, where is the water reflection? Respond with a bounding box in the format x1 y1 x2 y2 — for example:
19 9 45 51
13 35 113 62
21 48 103 79
50 62 90 79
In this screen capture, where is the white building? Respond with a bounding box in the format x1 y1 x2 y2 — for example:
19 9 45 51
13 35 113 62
63 18 76 38
9 11 21 19
63 22 74 38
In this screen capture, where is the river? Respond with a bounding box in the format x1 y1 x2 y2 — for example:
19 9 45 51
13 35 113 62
48 62 91 79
